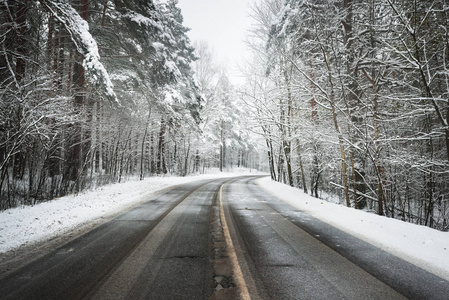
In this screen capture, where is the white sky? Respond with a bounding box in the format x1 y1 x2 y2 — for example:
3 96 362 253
177 0 253 84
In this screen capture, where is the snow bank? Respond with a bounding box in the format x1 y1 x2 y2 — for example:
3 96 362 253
256 177 449 282
0 171 259 254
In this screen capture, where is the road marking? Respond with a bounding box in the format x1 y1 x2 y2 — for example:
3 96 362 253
218 184 251 300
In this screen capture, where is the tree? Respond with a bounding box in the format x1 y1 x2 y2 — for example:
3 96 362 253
245 0 449 229
0 0 207 209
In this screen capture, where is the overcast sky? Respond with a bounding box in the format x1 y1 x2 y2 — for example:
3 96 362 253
177 0 253 84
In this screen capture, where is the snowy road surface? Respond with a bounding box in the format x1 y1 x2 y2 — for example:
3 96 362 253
0 176 448 299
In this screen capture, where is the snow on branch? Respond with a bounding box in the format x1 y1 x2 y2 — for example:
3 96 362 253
125 10 163 31
39 0 121 108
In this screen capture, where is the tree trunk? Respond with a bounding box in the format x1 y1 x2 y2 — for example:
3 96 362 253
283 141 294 187
140 113 150 180
321 41 351 207
69 0 88 190
219 119 224 172
14 0 27 83
277 144 284 183
157 118 167 174
296 139 307 193
373 95 385 215
150 128 155 174
282 63 294 187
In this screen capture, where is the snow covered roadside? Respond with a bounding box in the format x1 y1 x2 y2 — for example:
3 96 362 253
2 173 447 283
0 171 259 254
256 177 449 282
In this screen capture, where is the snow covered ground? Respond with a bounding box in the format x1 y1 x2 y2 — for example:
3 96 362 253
0 170 253 255
1 172 448 282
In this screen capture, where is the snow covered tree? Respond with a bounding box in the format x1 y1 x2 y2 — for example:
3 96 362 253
245 0 448 229
191 40 258 172
0 0 203 209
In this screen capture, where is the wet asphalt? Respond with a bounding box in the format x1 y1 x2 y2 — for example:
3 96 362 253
222 177 449 299
0 179 225 299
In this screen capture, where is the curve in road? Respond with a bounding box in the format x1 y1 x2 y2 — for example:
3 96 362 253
1 176 448 300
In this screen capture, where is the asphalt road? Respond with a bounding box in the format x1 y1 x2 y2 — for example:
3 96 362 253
1 176 448 299
222 177 449 299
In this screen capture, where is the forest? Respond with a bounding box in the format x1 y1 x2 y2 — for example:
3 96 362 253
243 0 449 230
0 0 259 211
1 0 448 231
